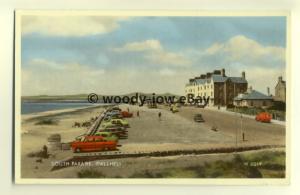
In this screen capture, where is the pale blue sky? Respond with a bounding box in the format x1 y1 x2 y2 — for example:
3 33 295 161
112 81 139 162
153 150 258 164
21 16 286 95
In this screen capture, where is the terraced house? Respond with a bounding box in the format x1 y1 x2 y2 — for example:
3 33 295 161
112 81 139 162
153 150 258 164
185 69 248 106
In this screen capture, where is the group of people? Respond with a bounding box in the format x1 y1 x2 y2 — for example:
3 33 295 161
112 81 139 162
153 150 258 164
127 107 162 120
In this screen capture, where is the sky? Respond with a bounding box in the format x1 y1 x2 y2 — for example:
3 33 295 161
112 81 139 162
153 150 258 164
21 15 287 96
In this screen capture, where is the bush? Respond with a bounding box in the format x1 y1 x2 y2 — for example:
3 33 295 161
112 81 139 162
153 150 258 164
27 150 49 159
268 101 286 111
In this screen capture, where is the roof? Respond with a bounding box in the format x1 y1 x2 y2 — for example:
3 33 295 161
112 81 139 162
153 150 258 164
234 90 273 101
211 75 227 82
228 77 247 84
186 73 247 86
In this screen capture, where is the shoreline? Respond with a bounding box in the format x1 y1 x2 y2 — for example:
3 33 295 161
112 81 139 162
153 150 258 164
21 104 108 122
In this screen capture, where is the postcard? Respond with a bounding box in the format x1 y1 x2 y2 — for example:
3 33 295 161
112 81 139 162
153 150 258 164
14 10 290 184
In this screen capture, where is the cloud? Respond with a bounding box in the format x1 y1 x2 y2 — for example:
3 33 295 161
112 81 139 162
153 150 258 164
22 58 194 96
114 39 191 67
22 59 105 95
21 36 286 96
22 16 128 36
201 35 286 94
203 35 285 67
114 39 163 52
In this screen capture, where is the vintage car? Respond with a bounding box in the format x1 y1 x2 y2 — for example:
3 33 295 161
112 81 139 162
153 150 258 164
105 110 121 115
103 114 122 122
121 111 133 118
255 112 272 123
104 111 122 118
94 131 119 142
194 114 205 122
170 105 179 113
110 106 122 111
70 135 117 153
98 127 128 138
100 118 129 128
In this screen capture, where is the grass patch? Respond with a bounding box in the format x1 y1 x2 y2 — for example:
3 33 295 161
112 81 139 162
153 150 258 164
128 150 285 178
75 150 285 178
35 118 58 125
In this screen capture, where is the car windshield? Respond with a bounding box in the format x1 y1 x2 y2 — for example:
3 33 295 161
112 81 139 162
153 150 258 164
85 137 94 142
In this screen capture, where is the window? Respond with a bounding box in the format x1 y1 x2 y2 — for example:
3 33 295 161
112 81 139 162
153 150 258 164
262 101 266 106
86 137 94 142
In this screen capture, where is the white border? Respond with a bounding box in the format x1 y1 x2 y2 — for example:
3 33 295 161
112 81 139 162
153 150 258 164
14 10 291 185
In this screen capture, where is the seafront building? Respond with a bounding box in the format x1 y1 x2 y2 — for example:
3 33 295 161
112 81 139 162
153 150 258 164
233 86 273 108
274 76 286 103
185 69 248 106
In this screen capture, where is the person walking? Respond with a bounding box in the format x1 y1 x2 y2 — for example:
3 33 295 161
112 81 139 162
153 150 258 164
42 145 48 157
158 112 162 121
137 110 140 117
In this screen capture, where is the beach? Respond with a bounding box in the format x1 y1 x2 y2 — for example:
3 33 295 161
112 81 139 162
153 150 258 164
20 104 285 178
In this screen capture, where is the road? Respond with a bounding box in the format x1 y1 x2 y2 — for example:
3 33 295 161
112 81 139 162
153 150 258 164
176 106 285 146
116 105 285 151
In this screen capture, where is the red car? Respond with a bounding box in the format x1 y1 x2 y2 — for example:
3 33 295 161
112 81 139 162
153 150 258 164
255 112 272 123
121 111 133 118
71 135 117 153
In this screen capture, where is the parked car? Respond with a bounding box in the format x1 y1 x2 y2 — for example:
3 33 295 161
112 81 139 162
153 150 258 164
71 135 117 153
98 127 128 138
103 113 123 121
121 111 133 118
94 132 119 142
105 110 121 116
194 114 205 122
110 106 122 111
100 118 129 128
255 112 272 123
170 105 179 113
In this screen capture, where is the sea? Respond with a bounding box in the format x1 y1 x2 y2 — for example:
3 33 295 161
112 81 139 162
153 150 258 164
21 101 103 114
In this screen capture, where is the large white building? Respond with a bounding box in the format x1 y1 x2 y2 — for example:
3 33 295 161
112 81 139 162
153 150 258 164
185 69 248 106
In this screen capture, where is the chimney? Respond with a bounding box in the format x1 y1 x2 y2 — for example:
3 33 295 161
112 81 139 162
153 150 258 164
206 72 212 78
267 87 270 96
221 69 225 77
242 71 245 79
278 76 282 82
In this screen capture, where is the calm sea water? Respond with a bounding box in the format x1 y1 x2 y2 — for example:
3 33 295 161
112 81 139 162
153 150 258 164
21 102 100 114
